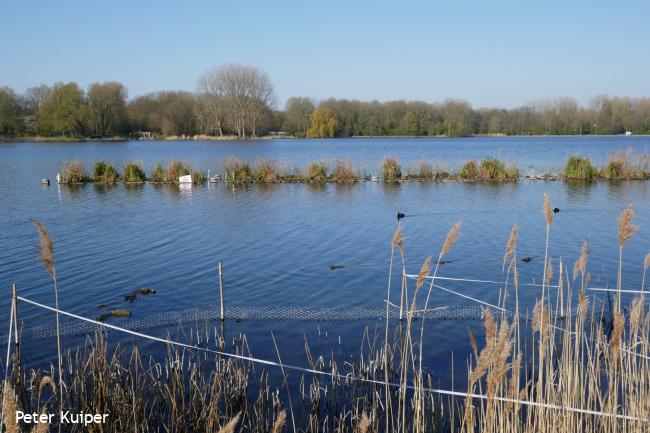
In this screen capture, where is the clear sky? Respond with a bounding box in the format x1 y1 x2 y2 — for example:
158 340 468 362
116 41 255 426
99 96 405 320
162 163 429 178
1 0 649 108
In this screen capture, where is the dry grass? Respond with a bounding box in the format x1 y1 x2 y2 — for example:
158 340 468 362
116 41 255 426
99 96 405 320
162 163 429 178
331 159 358 182
165 160 191 182
601 150 649 180
60 160 88 183
381 157 402 181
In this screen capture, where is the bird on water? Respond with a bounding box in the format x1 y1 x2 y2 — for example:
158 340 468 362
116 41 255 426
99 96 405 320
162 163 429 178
397 211 405 221
553 207 560 213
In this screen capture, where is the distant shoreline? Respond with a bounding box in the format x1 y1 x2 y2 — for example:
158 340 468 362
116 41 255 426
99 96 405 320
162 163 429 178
1 133 647 143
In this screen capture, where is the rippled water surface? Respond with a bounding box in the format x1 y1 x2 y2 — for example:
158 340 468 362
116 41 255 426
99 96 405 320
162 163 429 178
1 137 650 382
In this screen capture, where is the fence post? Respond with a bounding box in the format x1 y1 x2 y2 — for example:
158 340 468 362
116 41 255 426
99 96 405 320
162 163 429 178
218 261 225 321
11 283 19 366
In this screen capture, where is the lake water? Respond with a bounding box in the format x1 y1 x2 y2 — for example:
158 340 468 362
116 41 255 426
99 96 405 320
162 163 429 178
1 136 650 386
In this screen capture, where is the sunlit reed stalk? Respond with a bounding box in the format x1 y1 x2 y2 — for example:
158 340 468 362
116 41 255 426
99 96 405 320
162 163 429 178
541 194 554 303
643 252 650 293
617 204 637 307
384 223 403 433
31 220 63 433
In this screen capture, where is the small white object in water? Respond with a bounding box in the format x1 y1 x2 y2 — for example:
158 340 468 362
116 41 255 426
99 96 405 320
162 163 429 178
178 174 192 183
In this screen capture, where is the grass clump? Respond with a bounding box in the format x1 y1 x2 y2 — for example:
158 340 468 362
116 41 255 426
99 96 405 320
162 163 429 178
331 159 358 182
191 170 206 184
480 158 518 180
459 160 480 179
601 151 649 180
165 160 191 183
60 160 88 183
93 160 119 183
254 158 281 182
123 161 146 182
224 156 252 182
150 163 165 182
563 155 598 180
381 157 402 181
304 161 329 182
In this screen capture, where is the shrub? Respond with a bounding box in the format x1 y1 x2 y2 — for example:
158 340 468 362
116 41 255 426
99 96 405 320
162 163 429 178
479 158 518 180
459 160 479 179
223 157 252 182
93 161 119 183
60 160 88 183
151 163 165 182
381 157 402 181
123 162 146 182
331 160 357 182
191 171 206 184
304 161 328 182
563 155 598 180
165 160 191 183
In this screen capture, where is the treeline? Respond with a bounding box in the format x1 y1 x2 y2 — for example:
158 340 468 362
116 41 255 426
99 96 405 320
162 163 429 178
1 64 650 138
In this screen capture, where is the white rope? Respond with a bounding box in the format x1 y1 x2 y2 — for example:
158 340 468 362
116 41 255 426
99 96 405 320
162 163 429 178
587 288 648 294
14 295 646 422
430 284 506 312
0 302 14 433
405 274 560 288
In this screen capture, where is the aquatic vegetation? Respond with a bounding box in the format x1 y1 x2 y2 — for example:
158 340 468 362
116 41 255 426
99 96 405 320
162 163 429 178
150 163 165 182
223 156 252 182
331 159 358 182
381 157 402 181
601 150 649 180
60 160 88 183
563 155 598 180
254 158 281 182
122 161 146 182
191 170 206 184
165 160 191 182
459 160 480 179
480 157 519 180
93 160 119 183
304 161 328 182
407 160 435 180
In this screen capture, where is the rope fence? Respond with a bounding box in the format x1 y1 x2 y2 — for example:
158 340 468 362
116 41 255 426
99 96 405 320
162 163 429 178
2 295 646 423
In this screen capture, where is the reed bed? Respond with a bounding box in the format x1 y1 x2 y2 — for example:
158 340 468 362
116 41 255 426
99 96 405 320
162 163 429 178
4 197 650 432
564 151 650 180
55 151 650 185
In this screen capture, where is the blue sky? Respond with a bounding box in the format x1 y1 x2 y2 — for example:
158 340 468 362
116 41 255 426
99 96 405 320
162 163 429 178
1 0 649 108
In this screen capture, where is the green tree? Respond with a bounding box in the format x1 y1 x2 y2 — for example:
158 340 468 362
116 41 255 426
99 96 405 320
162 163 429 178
0 87 22 135
38 82 88 136
306 108 338 138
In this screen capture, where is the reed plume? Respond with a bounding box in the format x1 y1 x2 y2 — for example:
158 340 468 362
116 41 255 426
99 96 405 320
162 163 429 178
391 224 404 255
217 412 241 433
543 193 554 226
416 256 432 291
617 204 637 306
31 219 63 433
617 204 637 247
357 413 370 433
32 220 54 277
440 221 461 257
271 410 287 433
609 310 624 370
502 224 518 271
573 239 590 282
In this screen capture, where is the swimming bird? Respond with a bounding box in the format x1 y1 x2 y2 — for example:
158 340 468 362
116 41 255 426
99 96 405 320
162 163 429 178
397 211 405 221
553 207 560 213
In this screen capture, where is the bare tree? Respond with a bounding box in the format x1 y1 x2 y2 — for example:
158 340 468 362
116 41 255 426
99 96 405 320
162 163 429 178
197 70 227 136
198 64 275 138
88 82 127 136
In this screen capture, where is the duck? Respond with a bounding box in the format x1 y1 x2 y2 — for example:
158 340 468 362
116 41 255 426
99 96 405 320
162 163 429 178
397 211 405 221
553 207 560 213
